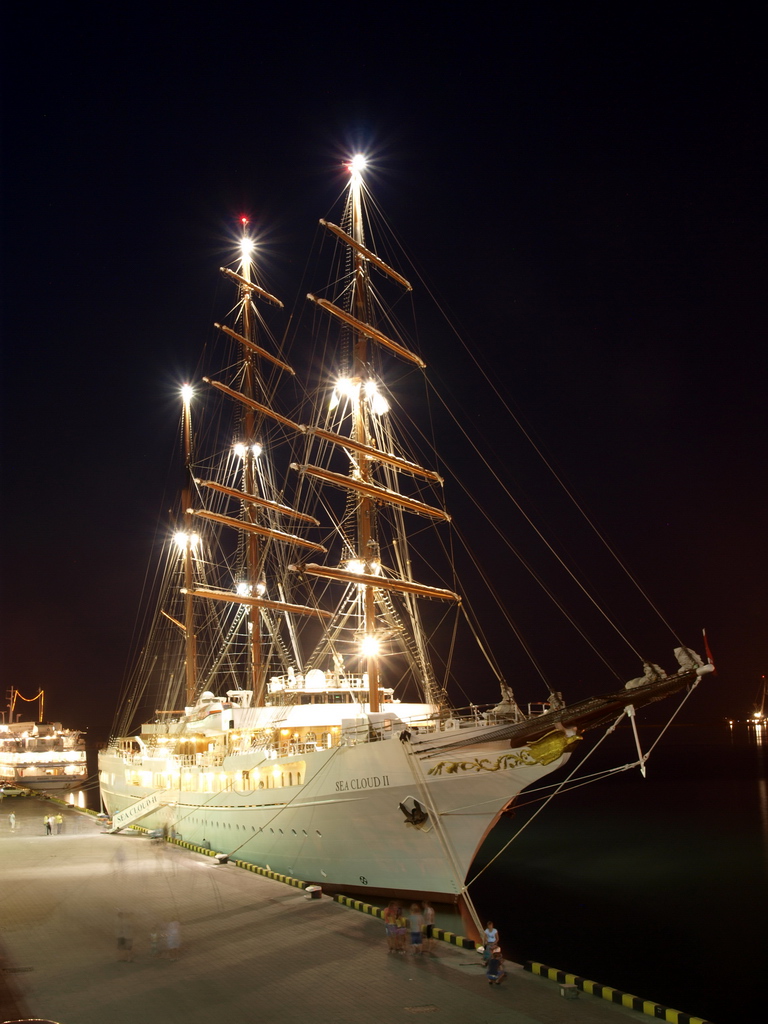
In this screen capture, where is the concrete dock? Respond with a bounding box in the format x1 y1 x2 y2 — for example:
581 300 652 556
0 796 706 1024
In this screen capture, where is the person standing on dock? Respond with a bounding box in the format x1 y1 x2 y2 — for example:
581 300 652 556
55 813 63 834
44 815 52 835
8 811 16 832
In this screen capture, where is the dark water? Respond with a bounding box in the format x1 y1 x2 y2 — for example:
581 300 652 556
467 721 768 1023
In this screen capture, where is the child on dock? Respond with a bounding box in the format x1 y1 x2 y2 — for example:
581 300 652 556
383 902 398 953
486 948 506 986
395 907 408 953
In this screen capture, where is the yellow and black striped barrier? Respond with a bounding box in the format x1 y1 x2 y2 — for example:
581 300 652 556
130 828 314 890
526 962 714 1024
426 926 475 950
232 859 308 891
334 895 384 919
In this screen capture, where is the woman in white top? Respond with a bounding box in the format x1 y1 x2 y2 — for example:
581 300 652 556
483 921 499 961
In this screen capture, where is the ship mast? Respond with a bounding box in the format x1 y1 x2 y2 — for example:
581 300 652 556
183 225 331 704
236 222 266 706
181 385 197 706
302 156 457 709
348 157 380 713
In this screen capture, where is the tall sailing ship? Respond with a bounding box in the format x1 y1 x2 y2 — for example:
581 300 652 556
99 158 712 913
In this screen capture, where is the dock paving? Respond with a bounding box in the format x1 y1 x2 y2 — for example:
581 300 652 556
1 797 656 1024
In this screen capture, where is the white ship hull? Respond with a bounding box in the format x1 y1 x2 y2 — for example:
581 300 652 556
1 720 87 794
99 706 575 900
5 769 87 793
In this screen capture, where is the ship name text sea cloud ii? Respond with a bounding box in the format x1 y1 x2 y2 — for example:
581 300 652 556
98 157 713 931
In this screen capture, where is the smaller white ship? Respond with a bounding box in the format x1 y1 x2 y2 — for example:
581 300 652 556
0 689 87 793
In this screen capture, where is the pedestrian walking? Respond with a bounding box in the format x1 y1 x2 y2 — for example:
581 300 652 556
116 910 134 962
395 906 408 953
422 900 435 951
164 919 181 960
55 813 63 834
8 811 16 831
408 903 424 955
383 901 398 952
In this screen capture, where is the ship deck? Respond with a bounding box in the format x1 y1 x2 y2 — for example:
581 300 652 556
0 795 710 1024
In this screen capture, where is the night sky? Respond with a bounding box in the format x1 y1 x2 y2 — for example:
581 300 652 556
1 6 765 740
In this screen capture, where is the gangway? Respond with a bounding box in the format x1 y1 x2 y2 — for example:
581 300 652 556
108 791 166 832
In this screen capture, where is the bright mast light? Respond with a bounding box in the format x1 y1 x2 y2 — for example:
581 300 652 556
239 216 255 260
174 531 200 551
361 635 380 658
364 380 389 415
348 153 367 178
181 383 194 404
233 442 262 459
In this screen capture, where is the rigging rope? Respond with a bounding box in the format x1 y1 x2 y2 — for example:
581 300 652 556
463 708 634 888
385 230 685 651
463 676 700 888
426 379 642 669
218 743 345 861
